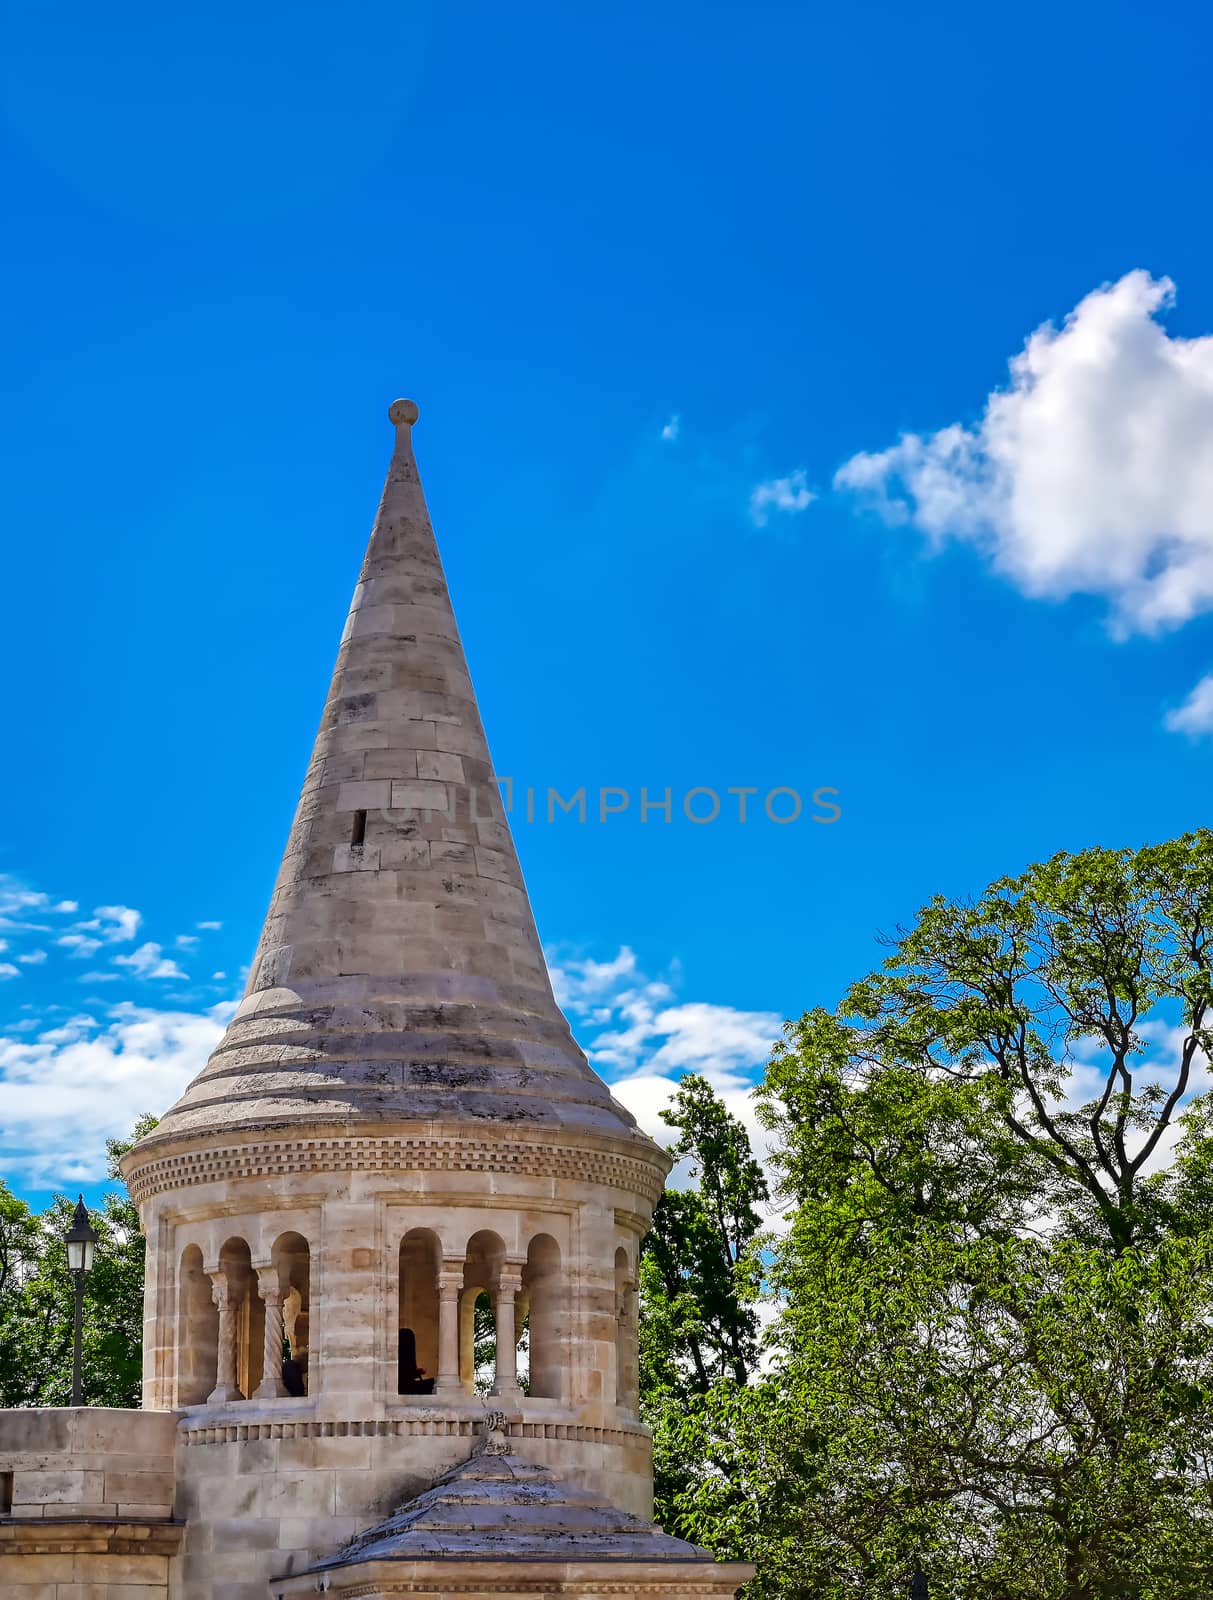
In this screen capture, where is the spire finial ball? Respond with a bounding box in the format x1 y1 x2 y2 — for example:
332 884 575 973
389 398 420 427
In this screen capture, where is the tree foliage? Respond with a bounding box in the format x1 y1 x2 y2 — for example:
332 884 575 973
6 833 1213 1597
0 1115 155 1408
647 834 1213 1599
639 1074 770 1527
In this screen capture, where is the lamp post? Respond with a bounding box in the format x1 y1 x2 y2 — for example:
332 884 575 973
65 1196 98 1407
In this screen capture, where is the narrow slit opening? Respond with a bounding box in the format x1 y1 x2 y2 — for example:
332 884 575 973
350 809 367 848
0 1471 13 1514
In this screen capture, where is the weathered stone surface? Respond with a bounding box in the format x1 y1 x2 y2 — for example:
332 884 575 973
0 1408 177 1525
0 402 748 1600
307 1446 712 1564
124 403 654 1159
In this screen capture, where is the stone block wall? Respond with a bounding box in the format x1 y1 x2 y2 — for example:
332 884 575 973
0 1408 181 1598
171 1404 655 1600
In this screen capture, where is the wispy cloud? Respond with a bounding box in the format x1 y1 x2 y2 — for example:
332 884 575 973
1165 673 1213 738
548 943 783 1207
113 942 186 981
75 905 142 943
661 414 681 442
0 882 53 916
749 468 815 527
0 1001 233 1185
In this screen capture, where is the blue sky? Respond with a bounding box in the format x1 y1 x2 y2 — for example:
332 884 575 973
4 0 1213 1204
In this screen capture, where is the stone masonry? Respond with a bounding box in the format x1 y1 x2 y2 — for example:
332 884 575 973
0 401 754 1600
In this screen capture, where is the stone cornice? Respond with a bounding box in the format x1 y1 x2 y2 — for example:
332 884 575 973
125 1127 668 1207
0 1518 184 1557
177 1413 652 1449
273 1559 755 1598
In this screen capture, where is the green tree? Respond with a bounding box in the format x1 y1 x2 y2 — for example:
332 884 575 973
640 1074 769 1396
638 1075 770 1530
657 834 1213 1599
0 1116 155 1408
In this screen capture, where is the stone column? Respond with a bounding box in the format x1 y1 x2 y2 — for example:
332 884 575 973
208 1269 245 1404
434 1269 464 1396
491 1268 524 1400
253 1267 289 1399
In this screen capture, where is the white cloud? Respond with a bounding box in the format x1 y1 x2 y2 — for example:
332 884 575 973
78 972 122 983
661 414 681 442
0 881 49 914
0 964 19 981
74 904 142 943
551 945 645 1010
0 878 55 933
749 469 815 527
57 933 102 958
196 920 222 931
175 934 199 948
551 944 780 1089
1165 673 1213 738
211 970 227 981
548 943 784 1210
836 270 1213 637
17 950 47 965
0 1001 232 1186
113 942 186 981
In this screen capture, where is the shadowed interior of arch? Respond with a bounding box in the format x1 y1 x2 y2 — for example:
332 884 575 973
398 1229 440 1394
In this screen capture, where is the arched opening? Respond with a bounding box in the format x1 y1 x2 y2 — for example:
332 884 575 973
218 1236 261 1400
460 1230 504 1395
614 1245 637 1411
176 1244 218 1406
398 1229 439 1394
524 1234 563 1400
272 1231 311 1398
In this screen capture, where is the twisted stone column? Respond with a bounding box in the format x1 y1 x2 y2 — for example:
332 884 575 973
491 1268 524 1399
254 1268 289 1399
208 1269 245 1404
434 1269 464 1396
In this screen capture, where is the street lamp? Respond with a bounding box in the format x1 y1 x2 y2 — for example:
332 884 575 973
65 1196 98 1407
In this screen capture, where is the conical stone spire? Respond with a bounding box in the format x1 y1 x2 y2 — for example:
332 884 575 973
145 401 645 1151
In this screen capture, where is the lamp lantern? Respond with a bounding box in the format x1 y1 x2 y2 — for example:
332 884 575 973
64 1195 98 1405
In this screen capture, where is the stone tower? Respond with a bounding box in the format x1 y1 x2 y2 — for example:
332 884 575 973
110 401 753 1600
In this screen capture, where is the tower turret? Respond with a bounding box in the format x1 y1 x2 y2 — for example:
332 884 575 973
117 403 754 1600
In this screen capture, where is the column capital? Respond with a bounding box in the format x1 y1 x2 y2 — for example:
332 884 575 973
496 1269 524 1298
255 1262 289 1302
209 1267 236 1310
